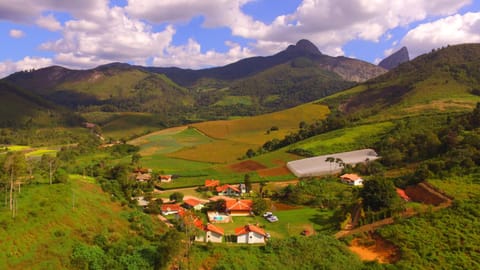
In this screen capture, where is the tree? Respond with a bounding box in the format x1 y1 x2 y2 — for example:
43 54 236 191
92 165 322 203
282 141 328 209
40 154 59 185
131 153 141 165
325 157 335 173
3 152 26 211
246 148 255 158
360 177 399 211
244 174 252 193
252 197 268 215
169 192 184 202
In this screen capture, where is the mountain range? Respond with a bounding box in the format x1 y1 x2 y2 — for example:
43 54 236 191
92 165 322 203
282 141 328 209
2 40 480 139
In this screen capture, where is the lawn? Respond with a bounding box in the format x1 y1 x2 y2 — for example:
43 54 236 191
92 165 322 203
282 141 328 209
206 207 336 240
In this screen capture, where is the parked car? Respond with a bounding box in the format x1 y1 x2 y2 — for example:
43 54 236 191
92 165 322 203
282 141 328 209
263 212 273 217
266 215 278 222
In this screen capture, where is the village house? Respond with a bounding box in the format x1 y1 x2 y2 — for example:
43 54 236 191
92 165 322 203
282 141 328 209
159 175 173 183
183 198 205 211
216 184 241 196
134 168 152 182
161 204 184 216
340 173 364 186
196 223 225 243
205 179 220 189
226 199 253 216
235 224 267 244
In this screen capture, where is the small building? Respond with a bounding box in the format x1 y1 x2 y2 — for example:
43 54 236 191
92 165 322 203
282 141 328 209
226 199 253 216
216 184 241 196
205 179 220 188
161 204 184 216
135 173 152 182
396 188 411 201
340 174 364 186
196 223 225 243
235 224 267 244
159 175 173 182
183 198 205 211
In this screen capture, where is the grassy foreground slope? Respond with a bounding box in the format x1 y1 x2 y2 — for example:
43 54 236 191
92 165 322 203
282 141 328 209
0 178 165 269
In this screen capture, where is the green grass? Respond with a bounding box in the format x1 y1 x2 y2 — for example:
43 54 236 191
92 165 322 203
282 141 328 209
25 148 57 157
288 121 394 155
203 207 335 240
0 178 140 269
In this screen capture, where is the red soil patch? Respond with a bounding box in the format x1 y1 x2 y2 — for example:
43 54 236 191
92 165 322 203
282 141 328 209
271 201 299 211
229 160 267 172
257 165 291 177
349 233 400 264
405 182 449 206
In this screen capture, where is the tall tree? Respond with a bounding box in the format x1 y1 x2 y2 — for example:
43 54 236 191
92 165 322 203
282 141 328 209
3 152 26 211
360 177 399 211
40 154 59 185
244 174 252 193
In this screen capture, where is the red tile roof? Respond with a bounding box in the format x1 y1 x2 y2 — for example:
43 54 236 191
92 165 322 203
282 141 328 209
205 179 220 187
205 223 224 235
216 184 240 193
340 174 361 181
161 204 183 212
226 199 253 211
235 224 266 236
184 198 203 207
396 188 411 201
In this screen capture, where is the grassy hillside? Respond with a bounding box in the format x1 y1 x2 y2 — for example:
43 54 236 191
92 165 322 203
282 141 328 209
0 178 165 269
322 44 480 122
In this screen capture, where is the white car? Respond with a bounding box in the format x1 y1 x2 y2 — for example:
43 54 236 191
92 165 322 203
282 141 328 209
263 212 273 217
266 215 278 222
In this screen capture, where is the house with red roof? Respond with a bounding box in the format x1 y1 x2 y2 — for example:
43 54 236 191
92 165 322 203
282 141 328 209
183 198 205 211
205 179 220 188
340 173 364 186
159 175 172 182
396 188 411 201
226 199 253 216
195 223 225 243
235 224 267 244
216 184 241 196
161 204 184 216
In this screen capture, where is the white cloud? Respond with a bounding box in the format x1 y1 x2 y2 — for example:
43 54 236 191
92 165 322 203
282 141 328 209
153 39 253 68
40 7 176 68
0 57 53 78
251 0 472 55
9 29 25 38
36 14 62 31
0 0 109 22
402 12 480 58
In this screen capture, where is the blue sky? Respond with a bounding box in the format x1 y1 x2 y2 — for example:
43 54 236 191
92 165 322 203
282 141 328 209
1 0 479 77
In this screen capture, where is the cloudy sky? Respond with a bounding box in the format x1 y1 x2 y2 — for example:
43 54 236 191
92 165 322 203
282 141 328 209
1 0 480 78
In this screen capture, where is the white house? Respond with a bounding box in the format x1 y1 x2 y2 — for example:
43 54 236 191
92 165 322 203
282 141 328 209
235 224 267 244
161 204 184 216
183 198 205 211
195 223 224 243
340 174 364 186
216 184 241 196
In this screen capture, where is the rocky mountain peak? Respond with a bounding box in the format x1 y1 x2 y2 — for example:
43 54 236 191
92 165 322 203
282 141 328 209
286 39 322 55
379 47 410 70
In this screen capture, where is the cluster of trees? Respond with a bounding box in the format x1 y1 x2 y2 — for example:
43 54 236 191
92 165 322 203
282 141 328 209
245 113 347 158
378 103 480 178
71 218 184 270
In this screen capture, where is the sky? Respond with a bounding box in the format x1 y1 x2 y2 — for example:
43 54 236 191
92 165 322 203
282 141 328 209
1 0 480 78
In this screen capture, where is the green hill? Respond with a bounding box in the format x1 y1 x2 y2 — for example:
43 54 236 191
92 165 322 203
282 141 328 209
324 44 480 121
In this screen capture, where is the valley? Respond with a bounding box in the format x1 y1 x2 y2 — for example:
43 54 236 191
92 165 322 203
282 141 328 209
1 43 480 269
